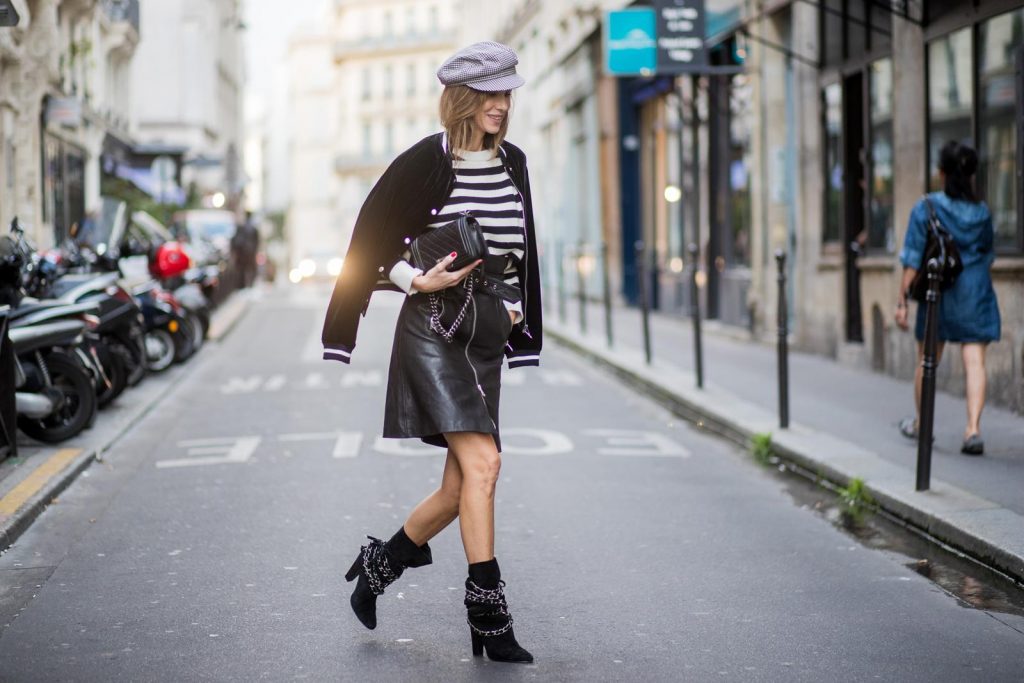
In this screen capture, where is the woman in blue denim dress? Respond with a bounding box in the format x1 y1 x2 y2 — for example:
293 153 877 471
895 141 1000 455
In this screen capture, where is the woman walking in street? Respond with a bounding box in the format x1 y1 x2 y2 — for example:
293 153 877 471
321 42 541 663
895 140 1000 455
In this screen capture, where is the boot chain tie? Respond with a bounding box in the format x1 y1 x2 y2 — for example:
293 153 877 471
359 536 400 596
465 579 514 637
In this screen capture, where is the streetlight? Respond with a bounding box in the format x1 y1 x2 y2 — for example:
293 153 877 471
663 184 682 203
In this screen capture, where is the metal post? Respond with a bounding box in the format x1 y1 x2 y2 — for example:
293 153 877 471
557 241 567 324
635 240 652 365
601 241 613 348
688 242 703 389
916 258 942 492
775 249 790 429
576 242 587 334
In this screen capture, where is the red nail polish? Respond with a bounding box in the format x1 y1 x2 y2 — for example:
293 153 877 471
450 251 457 258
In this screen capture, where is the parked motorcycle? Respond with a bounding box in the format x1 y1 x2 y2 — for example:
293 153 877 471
10 318 98 443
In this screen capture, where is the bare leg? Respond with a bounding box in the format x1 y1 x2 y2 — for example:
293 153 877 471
961 343 987 437
402 450 463 546
913 340 945 421
445 432 500 563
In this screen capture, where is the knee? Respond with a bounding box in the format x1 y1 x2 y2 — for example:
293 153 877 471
465 453 501 497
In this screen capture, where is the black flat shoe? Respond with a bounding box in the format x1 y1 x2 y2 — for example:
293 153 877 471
961 434 984 456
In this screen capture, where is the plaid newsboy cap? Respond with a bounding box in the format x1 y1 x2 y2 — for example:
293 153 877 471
436 41 525 92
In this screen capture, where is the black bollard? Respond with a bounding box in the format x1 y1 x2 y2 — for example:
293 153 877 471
635 240 652 365
775 249 790 429
601 241 613 348
688 243 704 389
576 243 587 334
916 258 942 492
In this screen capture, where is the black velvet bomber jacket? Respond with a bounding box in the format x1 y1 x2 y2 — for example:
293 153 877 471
321 132 542 368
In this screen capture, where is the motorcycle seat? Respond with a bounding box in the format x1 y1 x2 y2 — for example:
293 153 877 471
8 319 85 352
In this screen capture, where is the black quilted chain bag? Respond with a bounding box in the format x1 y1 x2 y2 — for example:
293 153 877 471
409 215 488 342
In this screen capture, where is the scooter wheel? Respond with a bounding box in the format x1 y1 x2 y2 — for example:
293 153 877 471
145 329 176 372
17 352 98 444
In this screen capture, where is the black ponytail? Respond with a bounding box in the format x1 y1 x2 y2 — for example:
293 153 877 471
938 140 979 203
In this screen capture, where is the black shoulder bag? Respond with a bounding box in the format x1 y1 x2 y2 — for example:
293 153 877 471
907 198 963 303
409 214 488 342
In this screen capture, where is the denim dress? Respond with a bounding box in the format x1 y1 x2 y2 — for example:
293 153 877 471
898 192 1001 343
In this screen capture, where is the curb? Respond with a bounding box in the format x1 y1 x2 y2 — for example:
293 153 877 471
548 324 1024 585
0 290 251 552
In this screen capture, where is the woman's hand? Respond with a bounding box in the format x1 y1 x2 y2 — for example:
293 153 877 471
411 252 482 294
894 300 909 331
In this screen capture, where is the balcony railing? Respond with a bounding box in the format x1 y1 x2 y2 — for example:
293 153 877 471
102 0 140 35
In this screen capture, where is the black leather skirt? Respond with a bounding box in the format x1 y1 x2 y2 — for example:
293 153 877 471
383 282 513 451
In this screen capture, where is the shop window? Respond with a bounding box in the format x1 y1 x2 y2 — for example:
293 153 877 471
927 28 973 190
822 83 843 244
822 0 844 65
361 66 372 101
820 0 890 67
728 74 752 267
868 58 894 252
979 9 1023 252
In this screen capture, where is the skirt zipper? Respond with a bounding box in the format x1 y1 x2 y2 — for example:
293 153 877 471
464 294 497 431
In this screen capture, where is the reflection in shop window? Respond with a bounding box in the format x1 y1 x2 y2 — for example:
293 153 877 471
822 83 842 244
979 9 1023 252
927 28 973 191
868 58 894 253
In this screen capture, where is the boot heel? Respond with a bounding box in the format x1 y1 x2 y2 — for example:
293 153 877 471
344 557 361 582
471 631 483 657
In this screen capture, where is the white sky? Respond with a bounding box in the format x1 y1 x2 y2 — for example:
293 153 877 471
242 0 328 104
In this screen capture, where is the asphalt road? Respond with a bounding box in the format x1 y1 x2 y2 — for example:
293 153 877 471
0 285 1022 682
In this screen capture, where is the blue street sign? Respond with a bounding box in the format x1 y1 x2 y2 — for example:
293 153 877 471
605 9 657 76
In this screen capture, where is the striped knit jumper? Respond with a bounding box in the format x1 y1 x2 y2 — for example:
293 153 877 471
389 148 525 321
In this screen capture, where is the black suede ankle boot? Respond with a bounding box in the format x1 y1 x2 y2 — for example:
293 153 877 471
344 527 432 630
465 558 533 663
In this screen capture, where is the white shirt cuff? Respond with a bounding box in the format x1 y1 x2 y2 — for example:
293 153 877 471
389 260 423 295
503 299 523 325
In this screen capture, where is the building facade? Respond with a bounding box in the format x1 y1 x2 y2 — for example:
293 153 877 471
130 0 245 205
284 0 458 276
468 0 1024 412
0 0 139 247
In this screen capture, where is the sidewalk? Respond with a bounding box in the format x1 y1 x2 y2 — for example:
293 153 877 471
547 297 1024 583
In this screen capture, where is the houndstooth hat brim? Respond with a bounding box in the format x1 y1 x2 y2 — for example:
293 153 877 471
437 41 525 92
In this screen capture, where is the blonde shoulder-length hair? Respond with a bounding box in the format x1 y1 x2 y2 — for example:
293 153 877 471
439 85 510 159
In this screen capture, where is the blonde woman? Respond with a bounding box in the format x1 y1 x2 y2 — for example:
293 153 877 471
322 42 540 663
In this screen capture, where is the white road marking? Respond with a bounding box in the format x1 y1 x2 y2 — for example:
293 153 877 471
263 374 287 391
583 429 691 457
332 432 363 458
539 370 582 386
500 428 574 455
220 376 263 394
157 436 261 468
304 373 327 389
340 371 382 387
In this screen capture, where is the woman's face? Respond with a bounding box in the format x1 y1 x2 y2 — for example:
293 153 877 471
473 91 511 136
